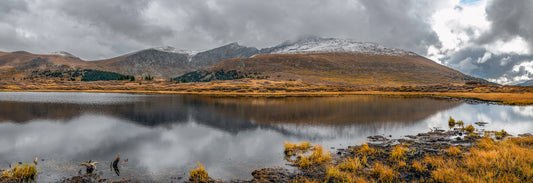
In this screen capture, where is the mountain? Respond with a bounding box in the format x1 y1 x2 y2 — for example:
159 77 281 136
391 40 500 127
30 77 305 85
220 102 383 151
517 80 533 86
176 38 486 87
92 49 194 78
1 37 488 86
0 42 260 80
190 42 259 69
92 43 259 78
260 37 415 56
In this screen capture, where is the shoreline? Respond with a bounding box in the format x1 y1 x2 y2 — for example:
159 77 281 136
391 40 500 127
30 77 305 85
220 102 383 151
1 89 532 105
4 126 529 183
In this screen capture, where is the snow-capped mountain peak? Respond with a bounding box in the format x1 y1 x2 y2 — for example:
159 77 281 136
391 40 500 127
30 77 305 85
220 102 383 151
51 51 78 58
153 46 200 56
265 37 417 56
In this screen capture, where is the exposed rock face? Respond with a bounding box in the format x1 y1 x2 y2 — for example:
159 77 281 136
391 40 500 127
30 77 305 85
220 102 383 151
190 42 259 69
99 49 193 77
93 43 259 78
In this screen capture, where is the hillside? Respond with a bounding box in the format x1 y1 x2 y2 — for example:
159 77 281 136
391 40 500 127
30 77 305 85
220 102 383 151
517 80 533 86
0 37 489 86
0 42 259 80
175 53 486 87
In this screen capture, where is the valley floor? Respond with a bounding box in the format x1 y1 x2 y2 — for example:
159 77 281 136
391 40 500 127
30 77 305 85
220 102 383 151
0 79 532 105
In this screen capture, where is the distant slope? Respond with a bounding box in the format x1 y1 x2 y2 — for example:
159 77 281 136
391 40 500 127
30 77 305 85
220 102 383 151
92 43 259 78
260 37 415 56
517 80 533 86
176 53 487 87
0 42 260 79
92 49 194 78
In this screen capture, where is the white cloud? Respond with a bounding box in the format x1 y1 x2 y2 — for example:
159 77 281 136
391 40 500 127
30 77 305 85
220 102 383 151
477 51 492 63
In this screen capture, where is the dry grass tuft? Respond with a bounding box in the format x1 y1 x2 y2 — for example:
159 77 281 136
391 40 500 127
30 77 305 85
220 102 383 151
463 124 475 133
338 157 363 172
355 143 377 156
284 141 311 156
297 145 331 169
326 166 353 183
189 162 211 183
1 163 37 181
444 146 462 156
448 116 456 128
390 145 408 161
372 162 396 182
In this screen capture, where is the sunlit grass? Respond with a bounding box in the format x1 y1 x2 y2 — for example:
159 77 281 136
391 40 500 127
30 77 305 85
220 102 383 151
372 162 396 182
463 124 475 133
297 145 331 169
1 163 37 181
390 145 408 161
444 146 462 157
284 141 311 156
338 157 363 172
189 162 210 183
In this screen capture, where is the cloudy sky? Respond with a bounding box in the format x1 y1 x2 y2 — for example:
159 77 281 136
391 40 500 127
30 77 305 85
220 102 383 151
0 0 532 84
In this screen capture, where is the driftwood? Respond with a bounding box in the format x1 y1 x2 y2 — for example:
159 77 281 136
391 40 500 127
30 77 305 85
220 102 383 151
79 160 98 174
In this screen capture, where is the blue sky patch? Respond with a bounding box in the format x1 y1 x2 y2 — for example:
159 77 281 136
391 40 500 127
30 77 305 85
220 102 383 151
460 0 481 4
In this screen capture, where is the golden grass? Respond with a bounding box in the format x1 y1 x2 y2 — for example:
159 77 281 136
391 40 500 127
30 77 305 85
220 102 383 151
326 166 353 183
284 141 311 156
372 162 396 182
338 157 363 172
1 163 37 181
448 116 455 128
297 145 331 169
436 92 533 105
189 162 210 183
411 160 425 172
390 145 408 161
464 124 475 133
1 79 532 105
354 143 377 156
444 146 462 156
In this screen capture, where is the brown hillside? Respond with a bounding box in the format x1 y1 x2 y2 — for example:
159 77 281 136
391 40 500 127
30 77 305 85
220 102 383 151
177 53 486 87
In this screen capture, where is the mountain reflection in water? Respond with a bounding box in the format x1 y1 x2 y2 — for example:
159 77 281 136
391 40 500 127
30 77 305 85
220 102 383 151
0 92 531 182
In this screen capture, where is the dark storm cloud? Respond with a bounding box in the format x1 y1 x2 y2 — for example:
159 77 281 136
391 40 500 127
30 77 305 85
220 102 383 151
477 0 533 51
444 47 533 82
0 0 442 59
53 0 173 44
169 0 440 55
0 0 27 17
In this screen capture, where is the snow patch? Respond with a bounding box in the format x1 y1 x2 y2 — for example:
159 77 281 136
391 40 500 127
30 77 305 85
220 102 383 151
154 46 201 62
154 46 200 56
269 37 417 56
50 51 77 58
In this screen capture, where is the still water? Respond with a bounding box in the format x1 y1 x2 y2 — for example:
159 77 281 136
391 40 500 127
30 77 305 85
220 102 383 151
0 92 531 182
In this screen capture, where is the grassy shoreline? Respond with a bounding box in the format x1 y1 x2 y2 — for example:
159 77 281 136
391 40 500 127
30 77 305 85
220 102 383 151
186 126 533 183
1 89 532 105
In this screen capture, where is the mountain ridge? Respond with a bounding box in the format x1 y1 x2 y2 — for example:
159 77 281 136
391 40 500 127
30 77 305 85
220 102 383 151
0 37 489 87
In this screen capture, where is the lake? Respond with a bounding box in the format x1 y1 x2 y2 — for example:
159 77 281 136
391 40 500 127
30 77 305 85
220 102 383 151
0 92 531 182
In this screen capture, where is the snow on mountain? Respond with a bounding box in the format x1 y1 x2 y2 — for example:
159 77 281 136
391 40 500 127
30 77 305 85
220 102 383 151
50 51 78 58
264 37 417 56
154 46 200 56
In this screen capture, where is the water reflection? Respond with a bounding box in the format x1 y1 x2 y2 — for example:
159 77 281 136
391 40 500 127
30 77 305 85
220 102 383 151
0 92 531 182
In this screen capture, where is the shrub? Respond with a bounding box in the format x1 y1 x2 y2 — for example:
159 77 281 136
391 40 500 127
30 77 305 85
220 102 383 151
372 162 396 182
297 145 331 169
390 145 407 161
326 166 352 182
338 157 363 172
355 143 377 156
464 125 475 133
1 163 37 181
284 141 311 156
444 146 462 156
448 117 456 128
189 162 210 182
